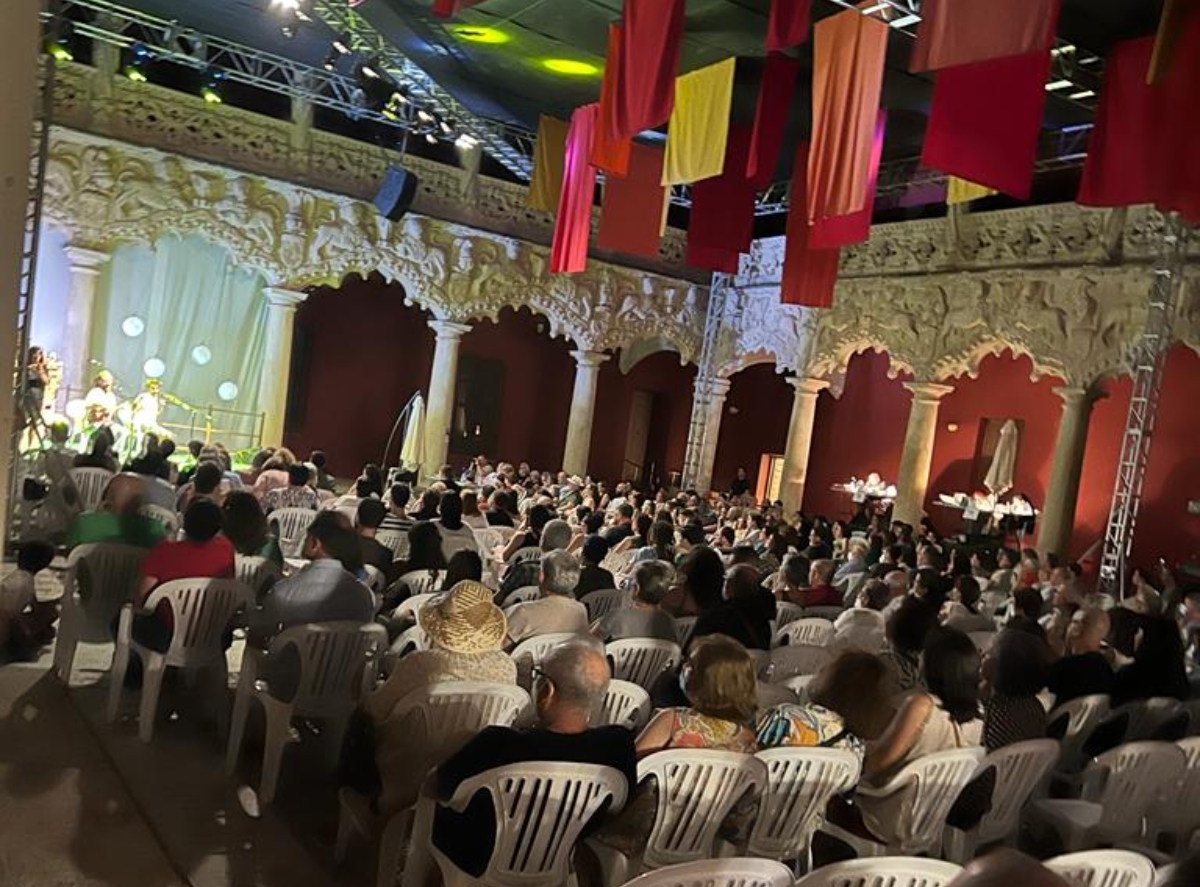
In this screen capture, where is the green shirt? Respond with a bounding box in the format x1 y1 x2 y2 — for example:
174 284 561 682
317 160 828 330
66 512 167 551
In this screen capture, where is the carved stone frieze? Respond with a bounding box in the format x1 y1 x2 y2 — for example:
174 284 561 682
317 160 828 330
51 61 698 281
42 127 706 362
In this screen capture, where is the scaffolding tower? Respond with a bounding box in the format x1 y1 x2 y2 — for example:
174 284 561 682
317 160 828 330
681 274 733 491
1098 213 1190 597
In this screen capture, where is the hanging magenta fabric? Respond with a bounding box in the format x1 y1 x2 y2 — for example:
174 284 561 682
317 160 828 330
746 53 801 189
1149 0 1200 84
688 126 757 272
766 0 813 51
911 0 1060 72
782 142 840 308
1079 19 1200 223
432 0 487 17
811 111 886 250
615 0 687 139
550 104 599 274
597 142 667 258
594 22 632 176
921 50 1051 200
807 9 889 223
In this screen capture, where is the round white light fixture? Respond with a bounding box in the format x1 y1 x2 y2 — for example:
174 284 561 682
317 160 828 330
143 357 166 378
191 345 212 366
121 315 145 338
217 381 239 401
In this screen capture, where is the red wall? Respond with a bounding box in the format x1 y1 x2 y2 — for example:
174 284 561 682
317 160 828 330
589 350 696 486
711 363 794 495
285 274 433 477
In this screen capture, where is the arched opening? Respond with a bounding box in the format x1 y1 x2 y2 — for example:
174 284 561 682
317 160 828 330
711 362 792 497
285 272 432 476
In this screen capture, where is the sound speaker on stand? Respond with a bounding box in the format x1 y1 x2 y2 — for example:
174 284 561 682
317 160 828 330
374 166 419 221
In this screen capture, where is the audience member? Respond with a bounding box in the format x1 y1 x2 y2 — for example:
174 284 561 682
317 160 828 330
943 576 995 634
1047 607 1114 703
0 541 57 662
832 579 889 651
1007 587 1048 641
178 460 226 512
221 491 283 566
880 596 938 693
575 535 615 598
435 491 479 560
983 628 1048 749
692 564 774 651
262 463 319 513
460 490 487 530
505 550 588 645
251 448 295 501
73 426 119 472
602 503 635 545
355 498 394 578
593 560 676 643
379 484 413 534
1111 615 1190 705
500 517 573 600
786 559 843 609
66 473 166 550
832 539 869 584
440 549 483 590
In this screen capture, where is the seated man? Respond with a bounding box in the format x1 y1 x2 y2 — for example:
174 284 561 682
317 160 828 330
425 639 637 879
66 473 166 550
176 460 225 513
601 503 635 546
505 550 589 646
693 562 775 650
832 539 869 584
355 498 394 579
378 483 413 534
499 517 572 602
1047 607 1113 704
262 463 319 513
574 535 615 598
593 560 676 643
782 557 843 609
833 579 889 651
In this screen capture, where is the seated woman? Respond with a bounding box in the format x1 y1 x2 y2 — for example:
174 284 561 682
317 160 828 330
440 549 484 591
459 490 488 530
663 545 726 619
942 576 996 634
435 491 480 561
377 521 447 629
879 595 938 694
221 490 283 567
1111 615 1190 705
636 633 759 755
817 626 983 861
593 560 676 643
757 650 895 757
132 499 236 652
354 580 517 815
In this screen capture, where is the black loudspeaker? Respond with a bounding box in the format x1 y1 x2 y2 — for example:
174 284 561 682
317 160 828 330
374 165 419 221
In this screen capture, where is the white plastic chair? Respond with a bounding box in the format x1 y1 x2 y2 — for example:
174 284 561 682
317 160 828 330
53 542 147 683
799 606 845 621
377 528 409 560
582 588 626 622
395 569 445 596
602 548 637 576
637 750 768 869
1029 741 1188 852
780 674 816 702
334 682 531 885
622 858 795 887
765 645 832 683
364 564 386 593
1147 737 1200 849
747 747 861 865
595 679 652 730
942 738 1061 862
1048 694 1111 772
775 601 803 628
819 747 985 856
235 554 281 596
390 622 430 659
674 616 698 649
795 857 962 887
428 762 628 887
107 578 254 742
225 621 385 804
269 507 317 558
139 503 179 535
606 638 682 691
1121 697 1187 742
510 632 580 685
772 618 835 649
504 585 542 606
756 681 799 711
1044 850 1157 887
69 467 113 511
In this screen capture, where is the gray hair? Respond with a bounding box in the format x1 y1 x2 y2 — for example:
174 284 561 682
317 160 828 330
540 518 573 552
542 638 610 712
540 549 581 596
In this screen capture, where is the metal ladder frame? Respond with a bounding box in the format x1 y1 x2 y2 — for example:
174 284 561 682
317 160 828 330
681 273 733 491
1098 213 1190 597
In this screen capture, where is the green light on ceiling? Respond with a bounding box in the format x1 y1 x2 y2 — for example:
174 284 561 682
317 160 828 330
451 25 510 44
542 58 600 76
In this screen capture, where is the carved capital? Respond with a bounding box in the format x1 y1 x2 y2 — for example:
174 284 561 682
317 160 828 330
903 381 955 403
428 319 472 341
63 245 111 274
263 286 308 312
788 377 831 398
570 349 610 369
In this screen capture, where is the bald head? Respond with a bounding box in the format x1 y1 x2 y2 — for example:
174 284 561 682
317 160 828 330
885 570 909 599
947 850 1070 887
104 474 145 516
1067 607 1111 654
541 639 610 714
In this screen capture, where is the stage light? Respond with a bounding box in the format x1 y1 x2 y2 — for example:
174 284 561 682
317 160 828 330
332 34 352 54
121 315 145 338
122 42 152 82
451 25 509 44
322 50 338 71
217 381 239 401
124 64 148 82
417 109 433 123
425 132 438 145
191 345 212 366
889 13 920 28
201 68 225 104
270 0 300 11
542 58 599 76
143 357 166 379
48 21 75 63
1069 89 1095 100
360 61 381 79
1045 79 1073 91
439 119 452 135
456 133 479 149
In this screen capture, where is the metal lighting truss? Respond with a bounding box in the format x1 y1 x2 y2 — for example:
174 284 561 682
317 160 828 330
1098 214 1191 598
681 273 734 491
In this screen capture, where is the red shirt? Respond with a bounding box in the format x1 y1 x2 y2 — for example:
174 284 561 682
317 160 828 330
798 584 843 608
141 535 236 627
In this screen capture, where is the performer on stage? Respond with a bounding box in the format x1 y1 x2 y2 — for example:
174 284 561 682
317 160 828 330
130 379 169 450
83 370 118 427
22 347 49 419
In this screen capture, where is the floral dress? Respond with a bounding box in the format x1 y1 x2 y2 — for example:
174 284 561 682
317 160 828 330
666 709 758 752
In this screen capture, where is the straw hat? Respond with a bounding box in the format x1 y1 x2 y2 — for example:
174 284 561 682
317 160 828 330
418 580 508 655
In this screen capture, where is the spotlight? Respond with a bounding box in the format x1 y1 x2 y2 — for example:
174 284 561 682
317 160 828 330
322 49 338 71
360 60 381 79
201 68 225 104
424 132 438 145
281 24 296 39
332 34 352 54
47 20 75 63
270 0 300 11
417 109 433 123
439 118 452 134
123 42 152 81
455 133 479 149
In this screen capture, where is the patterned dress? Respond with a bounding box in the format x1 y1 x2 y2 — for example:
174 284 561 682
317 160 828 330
665 708 757 753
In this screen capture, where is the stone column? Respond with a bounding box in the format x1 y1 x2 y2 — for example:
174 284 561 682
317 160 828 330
892 381 955 528
1038 385 1102 558
259 287 308 448
779 377 830 513
0 1 39 542
561 349 609 477
62 246 110 395
694 377 731 494
423 319 472 476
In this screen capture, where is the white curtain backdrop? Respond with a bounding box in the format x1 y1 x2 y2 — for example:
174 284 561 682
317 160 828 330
90 234 269 446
